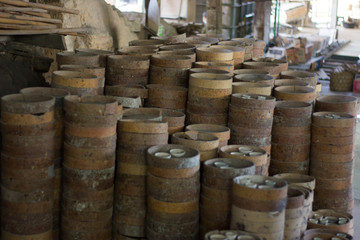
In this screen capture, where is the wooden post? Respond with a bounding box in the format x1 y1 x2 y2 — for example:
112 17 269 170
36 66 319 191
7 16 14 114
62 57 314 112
330 0 338 28
206 0 222 34
187 0 196 23
253 0 271 42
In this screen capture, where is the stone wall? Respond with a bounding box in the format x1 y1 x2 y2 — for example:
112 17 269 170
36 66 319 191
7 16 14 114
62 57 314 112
41 0 140 50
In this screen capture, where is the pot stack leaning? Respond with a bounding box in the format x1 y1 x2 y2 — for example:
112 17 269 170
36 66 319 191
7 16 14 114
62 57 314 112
62 96 118 240
19 87 70 240
273 173 316 235
231 175 288 240
187 73 233 126
270 101 313 175
114 115 168 239
284 187 305 240
1 94 56 240
200 158 255 236
228 93 276 171
146 144 200 240
311 112 356 213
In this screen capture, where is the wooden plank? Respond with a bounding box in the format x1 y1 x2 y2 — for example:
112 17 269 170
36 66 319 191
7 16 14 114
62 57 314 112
21 11 51 18
0 27 90 36
0 7 48 13
0 23 54 30
0 17 57 27
0 12 62 24
14 34 66 50
0 0 79 14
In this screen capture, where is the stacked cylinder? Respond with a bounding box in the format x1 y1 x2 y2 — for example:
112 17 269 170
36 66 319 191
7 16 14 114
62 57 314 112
195 44 233 74
52 71 100 96
19 87 70 240
187 73 233 126
114 117 168 239
161 109 186 136
56 51 100 68
228 93 276 173
196 47 234 66
106 55 150 86
218 38 253 61
315 95 359 117
284 187 305 240
146 84 188 112
231 175 288 240
210 45 245 69
310 112 356 213
273 173 316 234
61 95 118 240
149 55 193 87
171 131 219 165
270 101 313 175
200 158 255 236
1 94 55 240
219 145 268 175
185 124 231 147
75 48 113 68
146 144 200 240
60 65 106 95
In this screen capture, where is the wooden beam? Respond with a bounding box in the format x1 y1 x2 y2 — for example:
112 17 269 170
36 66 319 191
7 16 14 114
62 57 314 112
0 23 54 30
254 0 271 42
0 28 90 36
0 17 57 27
0 12 62 24
206 0 222 34
0 7 48 13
